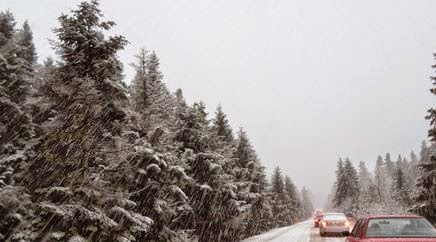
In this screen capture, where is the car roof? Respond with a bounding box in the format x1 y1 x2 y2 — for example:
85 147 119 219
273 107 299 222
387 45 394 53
363 215 423 219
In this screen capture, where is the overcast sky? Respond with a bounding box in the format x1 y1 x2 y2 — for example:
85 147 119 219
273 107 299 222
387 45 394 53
2 0 435 207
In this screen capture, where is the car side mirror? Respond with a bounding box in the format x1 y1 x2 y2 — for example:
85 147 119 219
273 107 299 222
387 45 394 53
342 231 350 236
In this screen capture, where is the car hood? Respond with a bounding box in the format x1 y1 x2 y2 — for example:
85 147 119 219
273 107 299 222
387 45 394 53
365 238 436 242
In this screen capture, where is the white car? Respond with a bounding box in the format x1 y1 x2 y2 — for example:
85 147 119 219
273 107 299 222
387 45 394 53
319 212 350 237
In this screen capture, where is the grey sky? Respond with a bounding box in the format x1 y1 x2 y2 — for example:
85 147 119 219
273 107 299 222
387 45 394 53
2 0 435 207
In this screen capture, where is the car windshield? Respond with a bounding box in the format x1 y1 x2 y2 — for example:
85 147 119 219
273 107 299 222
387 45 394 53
323 214 346 220
366 218 436 238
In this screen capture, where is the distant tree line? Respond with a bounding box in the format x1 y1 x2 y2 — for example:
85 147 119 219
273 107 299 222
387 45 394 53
329 148 432 216
330 55 436 224
0 1 313 241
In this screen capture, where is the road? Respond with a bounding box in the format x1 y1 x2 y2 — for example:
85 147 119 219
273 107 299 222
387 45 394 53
242 220 346 242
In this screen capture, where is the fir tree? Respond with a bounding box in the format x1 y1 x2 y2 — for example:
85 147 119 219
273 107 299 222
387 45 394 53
419 141 431 165
413 53 436 224
174 101 209 152
374 155 386 202
358 161 375 208
343 158 360 212
300 187 314 219
333 158 346 207
0 10 34 157
0 10 15 47
130 48 149 111
333 158 359 212
393 168 411 208
17 20 37 66
211 105 234 143
284 176 302 222
358 161 371 190
129 49 174 140
9 2 160 240
270 167 287 227
385 153 395 178
271 167 284 196
174 88 186 106
408 151 419 184
53 0 127 82
234 128 257 168
0 10 28 103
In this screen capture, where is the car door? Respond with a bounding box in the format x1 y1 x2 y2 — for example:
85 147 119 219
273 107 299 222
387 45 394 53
346 219 364 242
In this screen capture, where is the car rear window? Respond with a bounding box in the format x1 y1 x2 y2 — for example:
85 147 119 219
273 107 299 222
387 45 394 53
366 218 436 238
323 214 346 220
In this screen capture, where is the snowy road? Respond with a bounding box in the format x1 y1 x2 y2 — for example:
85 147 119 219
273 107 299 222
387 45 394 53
242 220 346 242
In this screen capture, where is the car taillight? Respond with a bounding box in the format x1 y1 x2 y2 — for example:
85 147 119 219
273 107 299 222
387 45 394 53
344 220 350 227
322 221 327 227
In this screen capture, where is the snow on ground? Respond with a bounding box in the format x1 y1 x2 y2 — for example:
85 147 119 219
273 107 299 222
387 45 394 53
242 220 346 242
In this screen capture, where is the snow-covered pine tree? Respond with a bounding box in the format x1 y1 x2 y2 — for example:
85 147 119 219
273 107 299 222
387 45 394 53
385 153 395 177
124 146 194 241
405 151 419 191
271 167 284 197
0 10 15 47
172 99 251 240
211 105 234 143
186 151 243 241
284 175 302 223
245 165 271 237
413 53 436 224
0 10 35 209
300 187 314 219
54 2 127 82
4 1 162 241
172 88 188 133
233 128 264 192
0 11 36 104
394 155 413 198
129 49 176 147
358 161 372 194
174 88 186 107
174 101 210 152
333 158 347 208
17 20 37 68
343 158 359 213
143 51 175 129
393 167 411 209
130 48 149 111
419 141 431 172
374 155 386 203
234 128 257 168
410 151 419 166
357 161 377 213
384 153 396 201
25 0 128 186
209 105 234 157
229 127 270 237
270 166 288 227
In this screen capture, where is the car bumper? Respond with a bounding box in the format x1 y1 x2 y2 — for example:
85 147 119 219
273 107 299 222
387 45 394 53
320 226 349 234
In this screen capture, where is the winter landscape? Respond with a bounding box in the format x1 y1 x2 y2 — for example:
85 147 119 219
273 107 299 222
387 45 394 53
0 0 435 241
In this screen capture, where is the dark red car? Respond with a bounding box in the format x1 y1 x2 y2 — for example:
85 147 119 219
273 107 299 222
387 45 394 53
345 215 436 242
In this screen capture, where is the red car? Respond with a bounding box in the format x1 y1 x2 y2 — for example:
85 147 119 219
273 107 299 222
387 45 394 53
345 215 436 242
